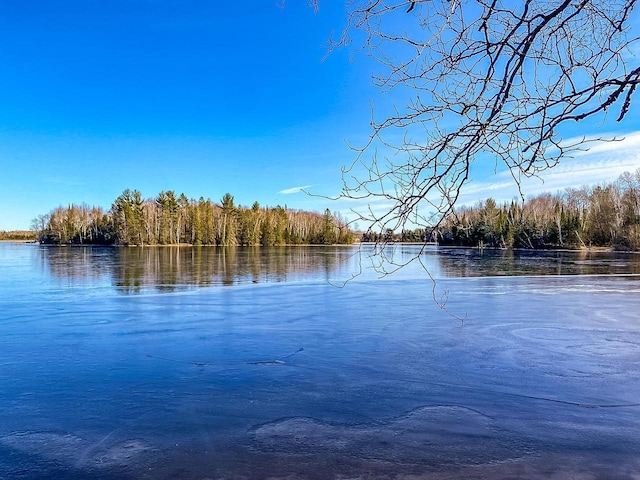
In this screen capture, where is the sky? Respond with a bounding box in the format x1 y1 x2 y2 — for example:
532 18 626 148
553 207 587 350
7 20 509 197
1 1 639 231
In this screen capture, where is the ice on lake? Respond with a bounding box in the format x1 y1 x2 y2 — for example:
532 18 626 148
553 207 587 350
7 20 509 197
1 243 639 479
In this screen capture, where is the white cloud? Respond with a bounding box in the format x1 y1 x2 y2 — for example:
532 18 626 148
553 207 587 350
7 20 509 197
458 132 640 206
324 131 640 229
561 131 640 156
278 185 312 195
461 181 515 196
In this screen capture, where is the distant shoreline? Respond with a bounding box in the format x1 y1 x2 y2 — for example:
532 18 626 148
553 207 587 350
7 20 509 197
0 231 37 242
11 240 637 254
29 242 359 248
359 241 621 252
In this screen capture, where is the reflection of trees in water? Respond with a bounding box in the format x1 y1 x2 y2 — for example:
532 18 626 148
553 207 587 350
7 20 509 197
37 246 115 284
115 247 356 290
433 248 640 278
39 246 357 293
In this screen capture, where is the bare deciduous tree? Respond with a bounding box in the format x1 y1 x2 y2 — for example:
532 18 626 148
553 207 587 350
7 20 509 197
324 0 639 234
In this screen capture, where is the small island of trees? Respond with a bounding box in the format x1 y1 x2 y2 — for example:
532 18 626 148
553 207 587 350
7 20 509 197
32 189 354 246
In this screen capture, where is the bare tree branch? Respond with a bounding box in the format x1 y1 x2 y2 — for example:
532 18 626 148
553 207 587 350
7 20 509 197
324 0 639 239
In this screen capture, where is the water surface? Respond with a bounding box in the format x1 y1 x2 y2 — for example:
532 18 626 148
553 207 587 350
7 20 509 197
1 243 639 479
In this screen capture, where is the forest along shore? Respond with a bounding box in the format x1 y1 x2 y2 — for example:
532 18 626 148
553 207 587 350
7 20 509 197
32 190 354 247
0 231 36 242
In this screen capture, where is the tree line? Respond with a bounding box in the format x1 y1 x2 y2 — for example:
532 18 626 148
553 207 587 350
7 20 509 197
359 170 640 251
435 170 640 251
0 230 36 241
32 189 354 246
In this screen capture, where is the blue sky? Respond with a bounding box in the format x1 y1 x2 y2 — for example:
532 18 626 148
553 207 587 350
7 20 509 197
1 1 639 231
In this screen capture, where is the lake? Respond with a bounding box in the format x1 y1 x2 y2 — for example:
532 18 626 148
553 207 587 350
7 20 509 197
1 243 639 479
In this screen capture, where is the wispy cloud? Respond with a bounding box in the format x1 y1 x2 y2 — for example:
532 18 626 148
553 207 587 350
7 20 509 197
324 132 640 230
461 181 515 196
560 131 640 156
278 185 312 195
456 131 640 206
